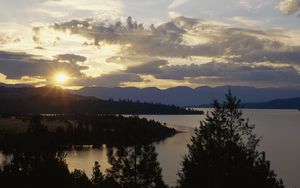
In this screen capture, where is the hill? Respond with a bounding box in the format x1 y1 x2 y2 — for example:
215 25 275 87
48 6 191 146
242 97 300 109
195 97 300 109
0 86 202 115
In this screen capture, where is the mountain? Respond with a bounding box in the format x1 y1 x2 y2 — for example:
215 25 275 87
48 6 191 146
0 86 201 115
72 86 300 106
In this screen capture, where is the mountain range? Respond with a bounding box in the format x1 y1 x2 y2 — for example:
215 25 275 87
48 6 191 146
0 85 200 114
1 83 299 110
72 86 300 107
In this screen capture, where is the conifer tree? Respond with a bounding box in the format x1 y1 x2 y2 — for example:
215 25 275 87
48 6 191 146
107 145 167 188
92 161 105 186
178 91 284 188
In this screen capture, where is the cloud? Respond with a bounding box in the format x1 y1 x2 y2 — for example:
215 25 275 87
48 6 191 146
230 16 266 27
277 0 300 15
51 16 225 59
239 0 271 10
51 16 300 64
0 35 21 46
31 8 69 18
52 16 188 56
168 0 190 9
188 65 300 87
2 14 300 88
126 60 300 86
127 60 168 74
0 51 88 79
72 72 142 87
0 50 142 87
47 15 300 87
230 46 300 64
32 27 43 45
55 54 87 63
185 62 300 86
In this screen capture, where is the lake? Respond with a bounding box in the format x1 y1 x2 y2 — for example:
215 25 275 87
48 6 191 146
65 109 300 188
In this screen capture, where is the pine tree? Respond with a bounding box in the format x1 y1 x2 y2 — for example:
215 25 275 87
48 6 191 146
71 169 92 188
178 91 284 188
92 161 105 186
107 145 167 188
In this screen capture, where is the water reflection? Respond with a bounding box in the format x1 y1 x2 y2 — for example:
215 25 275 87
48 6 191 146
0 152 4 165
66 145 111 176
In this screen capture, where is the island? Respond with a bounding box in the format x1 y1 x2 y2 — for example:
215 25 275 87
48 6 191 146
0 114 178 153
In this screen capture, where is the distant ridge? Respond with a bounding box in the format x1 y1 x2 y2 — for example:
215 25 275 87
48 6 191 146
72 86 300 107
0 86 201 115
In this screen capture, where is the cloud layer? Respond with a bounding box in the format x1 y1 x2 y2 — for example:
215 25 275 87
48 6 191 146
46 16 300 87
0 1 300 89
278 0 300 15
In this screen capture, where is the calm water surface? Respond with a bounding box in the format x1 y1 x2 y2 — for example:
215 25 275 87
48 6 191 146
66 109 300 188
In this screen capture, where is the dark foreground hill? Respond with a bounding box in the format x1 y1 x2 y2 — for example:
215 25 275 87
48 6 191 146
0 86 201 114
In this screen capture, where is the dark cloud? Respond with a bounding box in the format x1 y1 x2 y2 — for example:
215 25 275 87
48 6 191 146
127 60 167 74
126 60 300 86
52 16 195 57
72 72 142 87
173 63 300 86
32 27 42 44
0 51 88 79
55 54 87 63
231 47 300 64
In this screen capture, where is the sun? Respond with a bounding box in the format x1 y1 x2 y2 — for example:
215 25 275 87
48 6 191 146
54 73 69 84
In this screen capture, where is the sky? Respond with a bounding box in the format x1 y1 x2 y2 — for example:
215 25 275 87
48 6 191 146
0 0 300 89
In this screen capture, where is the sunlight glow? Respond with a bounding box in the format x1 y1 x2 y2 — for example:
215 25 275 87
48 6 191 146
55 73 69 84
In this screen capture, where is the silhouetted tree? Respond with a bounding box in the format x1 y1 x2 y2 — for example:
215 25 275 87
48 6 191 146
71 169 93 188
0 150 72 187
0 115 170 188
107 145 167 188
178 91 284 188
0 116 72 187
92 161 105 186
